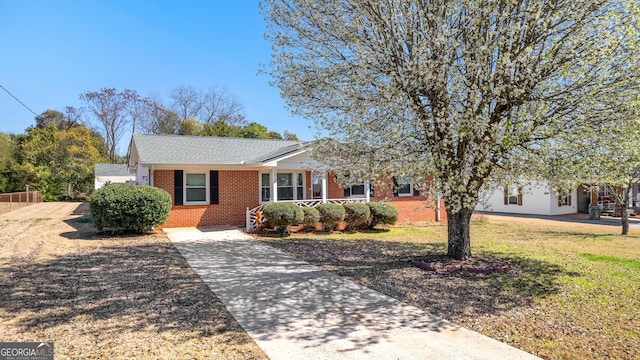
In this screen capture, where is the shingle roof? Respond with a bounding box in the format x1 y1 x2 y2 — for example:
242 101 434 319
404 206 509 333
94 164 133 177
131 134 304 165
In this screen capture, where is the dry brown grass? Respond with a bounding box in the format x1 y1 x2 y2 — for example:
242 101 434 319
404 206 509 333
0 202 267 359
0 202 32 215
260 215 640 360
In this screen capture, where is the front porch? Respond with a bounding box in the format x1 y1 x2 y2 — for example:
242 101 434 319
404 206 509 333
249 150 374 231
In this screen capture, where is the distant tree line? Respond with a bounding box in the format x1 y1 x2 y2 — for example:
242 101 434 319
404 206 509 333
81 85 297 163
0 85 297 200
0 110 107 200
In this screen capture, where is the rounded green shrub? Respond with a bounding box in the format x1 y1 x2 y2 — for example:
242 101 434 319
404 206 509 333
263 202 304 236
316 203 345 232
367 202 399 229
301 206 320 230
343 202 371 231
90 184 172 233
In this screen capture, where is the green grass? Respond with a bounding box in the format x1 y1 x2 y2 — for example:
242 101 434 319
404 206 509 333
260 217 640 359
580 253 640 270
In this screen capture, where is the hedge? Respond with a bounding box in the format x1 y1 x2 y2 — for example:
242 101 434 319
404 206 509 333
316 203 345 232
90 184 171 233
263 202 304 236
367 202 399 229
301 206 320 230
343 202 371 231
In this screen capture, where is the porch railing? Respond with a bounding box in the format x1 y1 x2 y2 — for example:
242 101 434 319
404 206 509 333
245 198 367 232
598 202 616 212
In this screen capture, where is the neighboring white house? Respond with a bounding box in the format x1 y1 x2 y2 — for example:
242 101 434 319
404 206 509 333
94 164 136 190
475 181 578 216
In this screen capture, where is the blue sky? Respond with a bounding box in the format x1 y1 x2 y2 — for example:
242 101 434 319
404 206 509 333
0 1 313 152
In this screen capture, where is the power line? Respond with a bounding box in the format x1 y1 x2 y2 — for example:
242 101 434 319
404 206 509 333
0 84 38 116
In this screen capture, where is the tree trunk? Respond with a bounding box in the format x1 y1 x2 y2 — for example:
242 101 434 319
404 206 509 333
620 185 631 235
446 207 472 260
621 207 629 235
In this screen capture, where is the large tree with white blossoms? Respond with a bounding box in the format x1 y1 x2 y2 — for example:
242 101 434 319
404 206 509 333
262 0 639 259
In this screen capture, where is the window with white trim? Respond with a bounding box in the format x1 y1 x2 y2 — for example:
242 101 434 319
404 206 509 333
277 173 294 200
396 175 412 196
261 173 270 202
350 184 366 197
185 173 207 204
296 173 304 200
312 172 322 198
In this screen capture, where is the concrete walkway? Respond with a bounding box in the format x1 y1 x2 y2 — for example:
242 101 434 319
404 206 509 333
166 227 539 360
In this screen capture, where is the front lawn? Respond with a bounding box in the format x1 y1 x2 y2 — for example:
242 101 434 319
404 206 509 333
259 215 640 359
0 203 267 359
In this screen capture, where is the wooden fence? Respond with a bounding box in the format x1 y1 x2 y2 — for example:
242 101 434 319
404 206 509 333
0 191 43 215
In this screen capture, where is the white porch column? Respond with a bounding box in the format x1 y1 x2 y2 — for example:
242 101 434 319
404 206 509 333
321 171 328 203
272 168 278 202
365 180 371 203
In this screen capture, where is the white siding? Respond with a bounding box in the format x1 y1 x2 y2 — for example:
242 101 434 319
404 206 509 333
476 181 577 216
94 176 137 190
137 166 149 186
276 152 326 170
549 188 578 215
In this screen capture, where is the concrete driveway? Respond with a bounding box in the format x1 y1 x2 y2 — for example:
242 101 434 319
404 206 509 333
166 227 539 360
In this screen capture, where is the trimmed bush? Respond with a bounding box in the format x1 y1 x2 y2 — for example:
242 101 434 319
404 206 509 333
367 202 399 229
343 203 371 231
263 202 304 236
90 184 172 233
301 206 320 230
316 203 345 232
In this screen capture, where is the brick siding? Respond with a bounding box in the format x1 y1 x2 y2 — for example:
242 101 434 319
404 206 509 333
154 169 259 228
154 169 446 228
328 174 448 224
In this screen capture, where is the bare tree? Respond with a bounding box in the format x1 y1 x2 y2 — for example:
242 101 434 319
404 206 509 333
201 86 246 125
138 96 180 135
122 89 150 135
169 85 246 125
170 85 204 122
80 88 129 163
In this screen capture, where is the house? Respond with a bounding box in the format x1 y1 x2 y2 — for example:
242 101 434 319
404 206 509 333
475 181 579 216
127 134 446 229
94 164 136 189
475 179 640 217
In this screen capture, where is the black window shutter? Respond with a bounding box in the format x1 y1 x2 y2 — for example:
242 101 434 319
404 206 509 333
369 183 374 198
413 187 420 196
174 170 183 205
393 177 399 197
210 170 219 204
344 187 351 197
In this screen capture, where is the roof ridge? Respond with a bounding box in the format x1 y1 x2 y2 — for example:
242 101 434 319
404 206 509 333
133 133 299 143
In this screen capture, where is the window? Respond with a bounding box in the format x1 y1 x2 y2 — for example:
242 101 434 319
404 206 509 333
343 182 373 198
186 173 207 204
277 173 294 200
296 173 304 200
312 172 322 198
396 175 412 196
503 187 522 206
261 173 270 202
351 184 365 196
558 190 572 206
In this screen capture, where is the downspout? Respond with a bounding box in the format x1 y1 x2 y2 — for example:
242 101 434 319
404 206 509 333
150 165 155 187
